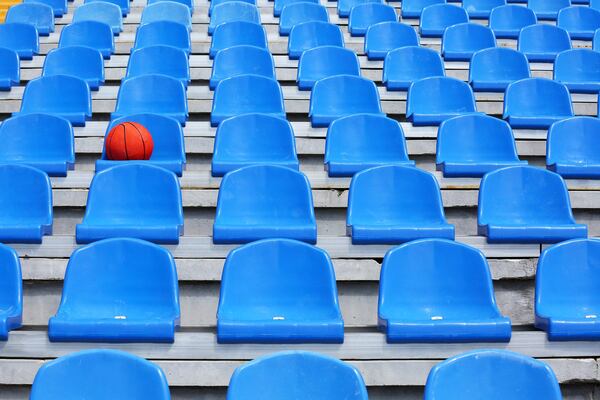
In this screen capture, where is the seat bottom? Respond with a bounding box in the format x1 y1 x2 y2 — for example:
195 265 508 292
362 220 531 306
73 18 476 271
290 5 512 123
438 160 528 177
349 223 455 244
327 160 415 177
536 316 600 341
548 163 600 178
505 115 572 129
213 224 317 244
479 223 588 243
0 224 52 244
76 224 183 244
217 319 344 343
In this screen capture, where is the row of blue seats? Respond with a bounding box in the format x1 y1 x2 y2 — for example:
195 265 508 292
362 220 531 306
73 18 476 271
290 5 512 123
12 0 192 18
27 349 563 399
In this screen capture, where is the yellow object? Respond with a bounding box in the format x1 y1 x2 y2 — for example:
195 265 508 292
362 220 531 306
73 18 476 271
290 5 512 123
0 0 21 22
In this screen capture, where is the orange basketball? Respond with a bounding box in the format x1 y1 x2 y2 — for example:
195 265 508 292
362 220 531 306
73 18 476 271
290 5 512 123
105 122 154 161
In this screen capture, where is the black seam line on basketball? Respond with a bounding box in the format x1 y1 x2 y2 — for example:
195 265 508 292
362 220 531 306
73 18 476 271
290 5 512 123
131 122 146 160
123 123 130 160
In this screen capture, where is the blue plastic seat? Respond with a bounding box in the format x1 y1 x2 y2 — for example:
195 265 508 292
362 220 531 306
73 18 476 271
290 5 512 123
113 74 188 125
424 350 562 399
406 76 477 126
43 46 104 90
217 239 343 343
518 24 571 62
536 238 600 340
6 3 54 35
133 21 190 55
210 21 267 58
227 351 368 400
211 75 285 126
503 78 573 128
76 164 183 244
547 117 600 178
49 238 180 342
85 0 129 15
97 114 186 175
338 0 382 17
279 2 329 36
403 0 446 18
478 166 587 243
288 21 344 59
558 6 600 39
0 244 21 340
126 46 190 88
348 3 396 36
210 45 275 90
58 21 114 59
274 0 318 17
419 4 468 37
213 165 317 244
212 114 298 176
30 350 171 400
489 4 537 39
442 23 496 61
554 49 600 93
379 239 511 342
148 0 194 14
24 0 66 17
462 0 506 18
0 23 38 60
297 46 360 90
0 48 19 90
469 47 530 91
528 0 571 20
347 165 454 244
73 2 123 35
0 164 52 243
436 114 526 177
325 114 414 176
209 2 260 35
309 75 383 127
0 114 74 176
364 21 419 60
209 0 255 16
383 46 444 90
141 1 191 30
15 75 91 126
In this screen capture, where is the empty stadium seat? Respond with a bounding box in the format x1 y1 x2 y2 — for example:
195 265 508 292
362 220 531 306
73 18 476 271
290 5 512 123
288 21 344 59
0 48 19 90
212 113 298 176
209 2 260 35
309 75 383 127
469 47 530 91
126 46 190 88
348 3 397 36
274 0 317 17
24 0 66 17
379 239 511 342
76 164 184 244
6 3 54 36
227 352 368 400
528 0 571 20
424 350 562 399
211 75 285 126
442 23 496 61
279 2 329 36
58 21 114 59
30 350 171 400
383 46 445 90
15 75 92 126
364 21 419 60
347 165 454 244
536 238 600 340
0 23 38 60
419 4 468 37
338 0 382 17
43 46 104 90
210 45 275 90
112 74 188 125
209 0 256 16
325 114 414 176
0 164 52 243
133 21 191 55
558 6 600 39
436 114 526 177
0 243 21 340
0 114 74 176
210 21 267 58
141 1 191 30
462 0 506 18
97 114 186 175
217 239 343 343
554 49 600 93
148 0 194 14
85 0 129 16
503 78 573 128
401 0 445 18
546 116 600 178
297 46 360 90
48 238 180 342
213 165 317 244
406 76 477 125
489 4 537 39
519 24 571 62
73 2 123 35
478 166 587 243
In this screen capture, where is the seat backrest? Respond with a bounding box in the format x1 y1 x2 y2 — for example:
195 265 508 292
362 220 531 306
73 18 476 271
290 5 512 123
58 20 114 55
0 48 19 84
24 0 66 16
227 351 368 400
406 76 476 117
141 1 191 29
489 4 537 36
209 0 256 15
504 78 573 118
424 350 562 400
85 0 129 15
133 21 190 53
547 116 600 167
383 46 445 87
558 6 600 33
518 24 571 54
0 23 39 59
528 0 571 18
442 22 496 52
0 164 52 223
209 2 260 33
42 46 105 86
30 350 171 400
288 21 344 58
274 0 318 16
0 243 21 318
554 48 600 83
20 75 91 116
126 45 190 83
298 46 360 89
210 21 267 56
462 0 505 15
364 21 419 58
114 74 187 116
348 3 397 35
401 0 446 17
148 0 193 13
420 4 469 36
469 47 530 84
211 45 275 88
310 75 382 116
279 2 329 35
212 74 285 116
6 3 54 35
338 0 382 16
73 2 123 34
